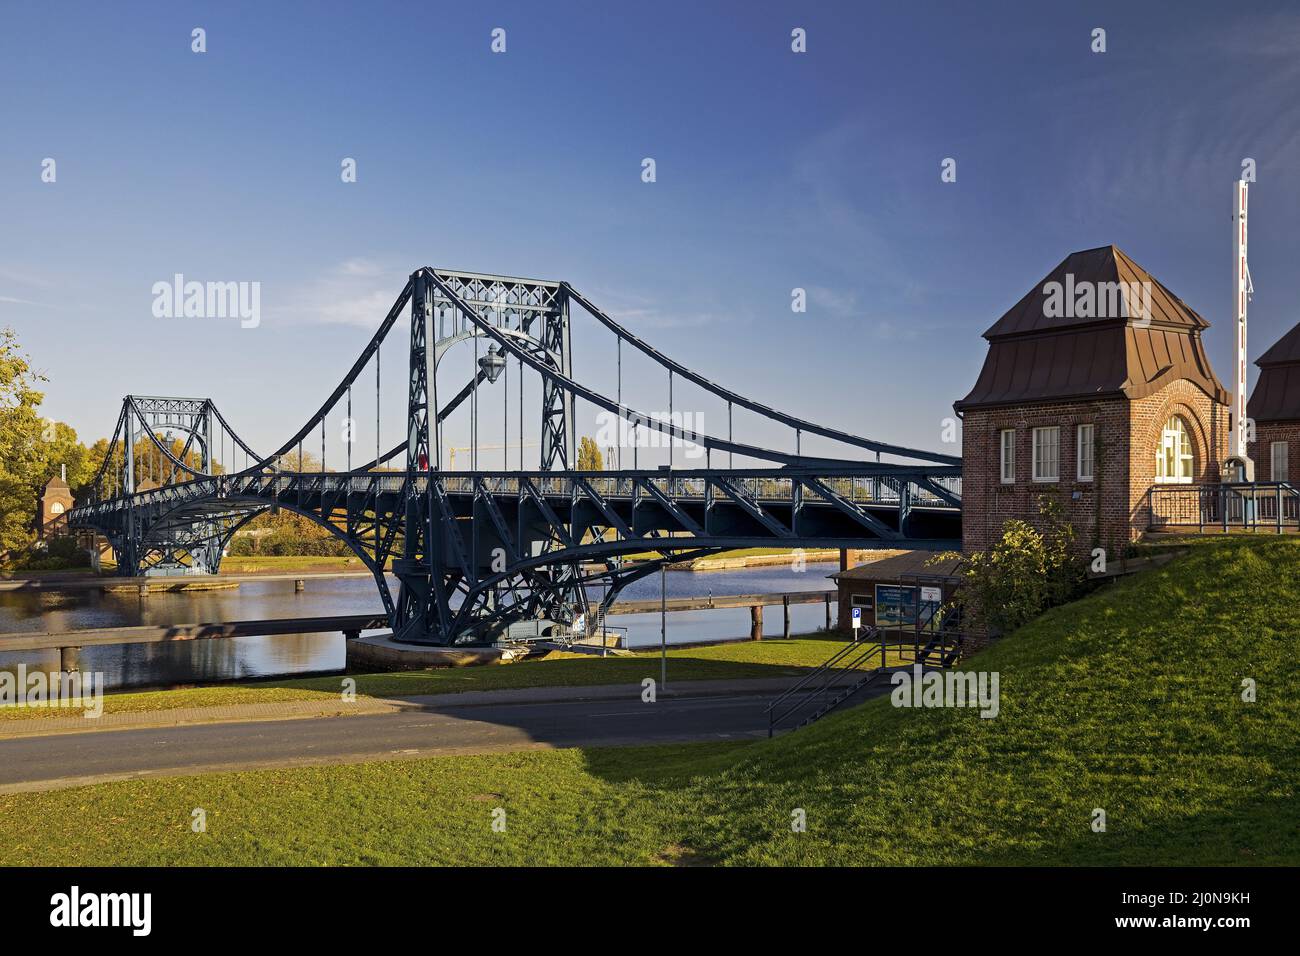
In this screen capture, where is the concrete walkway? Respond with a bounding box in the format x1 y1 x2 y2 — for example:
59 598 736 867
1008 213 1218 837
0 676 861 740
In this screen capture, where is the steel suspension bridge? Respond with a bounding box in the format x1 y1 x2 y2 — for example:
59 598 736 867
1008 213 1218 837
68 269 961 645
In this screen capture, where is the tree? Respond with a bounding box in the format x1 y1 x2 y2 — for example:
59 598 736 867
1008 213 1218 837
577 435 603 471
0 328 94 556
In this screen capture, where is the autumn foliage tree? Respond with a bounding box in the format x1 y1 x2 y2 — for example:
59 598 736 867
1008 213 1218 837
577 435 604 471
0 328 95 557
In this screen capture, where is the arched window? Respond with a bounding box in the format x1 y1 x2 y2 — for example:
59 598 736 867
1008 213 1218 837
50 502 65 515
1155 415 1194 483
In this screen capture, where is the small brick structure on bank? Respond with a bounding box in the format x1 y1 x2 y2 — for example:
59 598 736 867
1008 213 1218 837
954 244 1231 557
1246 321 1300 481
36 475 74 539
831 550 963 637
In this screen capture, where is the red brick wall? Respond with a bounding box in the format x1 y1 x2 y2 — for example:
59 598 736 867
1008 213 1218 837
1126 379 1228 535
1248 421 1300 480
959 398 1129 554
959 381 1228 556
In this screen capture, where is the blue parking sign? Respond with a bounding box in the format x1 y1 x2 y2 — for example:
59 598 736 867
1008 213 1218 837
851 607 862 629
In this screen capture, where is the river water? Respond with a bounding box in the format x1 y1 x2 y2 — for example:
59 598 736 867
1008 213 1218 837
0 563 840 688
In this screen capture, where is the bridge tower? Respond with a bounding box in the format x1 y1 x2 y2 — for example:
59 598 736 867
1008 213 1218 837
393 270 584 644
91 396 229 575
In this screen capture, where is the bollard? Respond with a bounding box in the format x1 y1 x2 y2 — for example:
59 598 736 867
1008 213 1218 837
59 645 81 673
783 595 791 638
825 593 832 630
750 604 763 641
295 579 305 592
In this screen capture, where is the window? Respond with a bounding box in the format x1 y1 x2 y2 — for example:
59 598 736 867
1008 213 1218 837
1077 424 1095 481
1272 441 1289 482
999 429 1015 483
1032 426 1060 482
1155 415 1194 483
49 502 65 515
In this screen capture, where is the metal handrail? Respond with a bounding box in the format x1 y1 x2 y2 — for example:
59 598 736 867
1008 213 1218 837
766 630 884 736
1149 481 1300 532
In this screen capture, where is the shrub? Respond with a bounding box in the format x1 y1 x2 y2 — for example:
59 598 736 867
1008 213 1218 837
4 536 91 571
944 497 1086 634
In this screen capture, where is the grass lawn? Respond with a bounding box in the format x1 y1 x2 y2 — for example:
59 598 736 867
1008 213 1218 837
215 555 375 574
0 634 878 721
3 536 1297 865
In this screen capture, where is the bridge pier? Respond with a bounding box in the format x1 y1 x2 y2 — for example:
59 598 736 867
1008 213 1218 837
59 645 81 673
295 579 305 592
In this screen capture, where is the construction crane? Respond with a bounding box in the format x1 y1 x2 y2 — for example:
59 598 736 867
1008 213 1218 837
447 441 539 471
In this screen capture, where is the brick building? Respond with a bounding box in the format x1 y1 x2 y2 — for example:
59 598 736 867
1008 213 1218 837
955 245 1230 555
1246 322 1300 480
35 474 74 539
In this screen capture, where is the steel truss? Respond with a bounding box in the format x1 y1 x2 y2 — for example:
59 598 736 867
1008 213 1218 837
70 268 963 645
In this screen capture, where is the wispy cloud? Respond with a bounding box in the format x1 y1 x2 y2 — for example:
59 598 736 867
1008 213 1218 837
277 259 406 328
577 283 735 330
0 266 58 309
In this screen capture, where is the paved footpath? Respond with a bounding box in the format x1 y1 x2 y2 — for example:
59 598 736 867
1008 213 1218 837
0 676 891 795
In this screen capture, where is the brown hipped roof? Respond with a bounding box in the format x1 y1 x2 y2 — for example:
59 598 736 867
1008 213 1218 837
956 245 1228 410
1247 322 1300 421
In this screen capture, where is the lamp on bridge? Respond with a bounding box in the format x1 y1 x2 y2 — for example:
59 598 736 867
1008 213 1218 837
479 345 507 384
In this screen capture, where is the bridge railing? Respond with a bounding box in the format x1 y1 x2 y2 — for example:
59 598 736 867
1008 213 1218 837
70 467 962 521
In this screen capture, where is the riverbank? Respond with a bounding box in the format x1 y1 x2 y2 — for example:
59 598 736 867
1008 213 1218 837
0 635 861 723
2 536 1293 865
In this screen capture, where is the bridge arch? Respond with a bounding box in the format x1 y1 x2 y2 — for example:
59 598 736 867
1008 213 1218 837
139 495 396 617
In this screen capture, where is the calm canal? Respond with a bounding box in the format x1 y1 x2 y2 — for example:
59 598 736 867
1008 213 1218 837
0 562 840 688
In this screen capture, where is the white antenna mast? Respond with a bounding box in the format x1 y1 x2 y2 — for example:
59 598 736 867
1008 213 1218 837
1226 179 1255 481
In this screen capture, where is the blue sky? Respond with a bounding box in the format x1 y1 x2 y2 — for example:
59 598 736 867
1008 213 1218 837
3 0 1299 465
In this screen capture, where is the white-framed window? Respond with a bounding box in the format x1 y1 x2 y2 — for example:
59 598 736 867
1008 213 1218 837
1076 424 1095 481
1155 415 1194 483
999 429 1015 484
1271 441 1289 482
1032 426 1060 482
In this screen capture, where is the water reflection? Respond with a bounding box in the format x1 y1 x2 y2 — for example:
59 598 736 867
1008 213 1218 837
0 563 839 688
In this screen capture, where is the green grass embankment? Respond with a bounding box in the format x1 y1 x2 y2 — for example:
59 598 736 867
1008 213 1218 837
2 537 1295 865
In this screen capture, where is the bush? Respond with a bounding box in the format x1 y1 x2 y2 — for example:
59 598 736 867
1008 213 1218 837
228 532 350 557
945 497 1086 634
4 536 92 572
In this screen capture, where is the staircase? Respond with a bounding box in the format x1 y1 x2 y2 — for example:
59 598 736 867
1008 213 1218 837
765 628 889 737
914 602 964 667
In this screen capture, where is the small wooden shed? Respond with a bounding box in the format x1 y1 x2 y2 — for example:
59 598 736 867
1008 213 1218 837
831 551 964 635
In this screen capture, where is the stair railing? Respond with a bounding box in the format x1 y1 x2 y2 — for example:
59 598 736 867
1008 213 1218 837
765 628 884 737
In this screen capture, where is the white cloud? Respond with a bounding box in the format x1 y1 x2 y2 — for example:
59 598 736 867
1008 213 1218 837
278 259 407 328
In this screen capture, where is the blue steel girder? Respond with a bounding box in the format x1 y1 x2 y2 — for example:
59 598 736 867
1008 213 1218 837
69 465 958 644
68 267 962 646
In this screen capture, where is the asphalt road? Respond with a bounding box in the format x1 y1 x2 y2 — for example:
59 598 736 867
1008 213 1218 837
0 689 790 793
